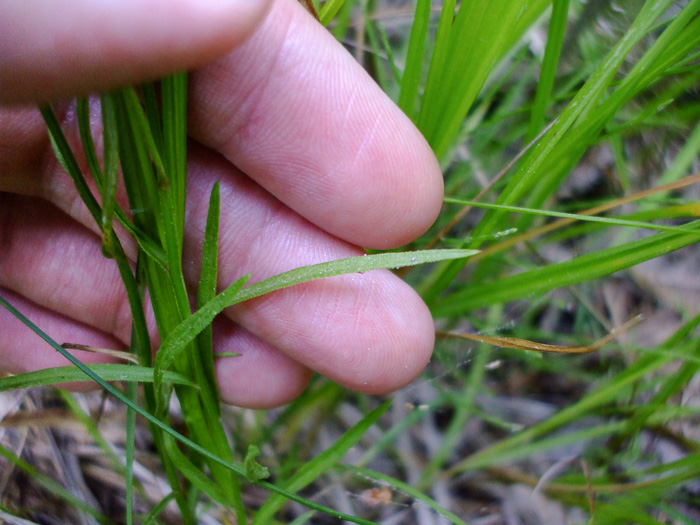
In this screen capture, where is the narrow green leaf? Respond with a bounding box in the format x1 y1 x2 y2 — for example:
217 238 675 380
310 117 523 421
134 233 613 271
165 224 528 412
154 274 251 396
254 400 392 523
100 93 120 256
40 105 102 224
163 435 233 508
443 197 700 235
433 223 700 316
196 182 221 412
397 0 431 120
160 73 188 253
244 445 271 482
319 0 346 26
76 98 104 185
527 0 569 140
0 364 196 392
155 249 475 395
141 493 178 525
235 249 478 306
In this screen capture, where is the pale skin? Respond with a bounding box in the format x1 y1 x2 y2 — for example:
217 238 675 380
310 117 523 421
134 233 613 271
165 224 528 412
0 0 444 409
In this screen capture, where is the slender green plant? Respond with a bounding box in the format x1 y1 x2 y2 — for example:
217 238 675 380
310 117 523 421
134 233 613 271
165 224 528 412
2 0 700 522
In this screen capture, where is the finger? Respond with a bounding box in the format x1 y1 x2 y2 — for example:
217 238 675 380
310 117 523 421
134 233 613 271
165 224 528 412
0 287 119 391
182 145 435 395
188 0 444 250
0 194 314 408
0 0 272 104
212 319 313 409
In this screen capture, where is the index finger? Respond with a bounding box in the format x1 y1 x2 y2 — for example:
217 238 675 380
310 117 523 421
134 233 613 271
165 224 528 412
188 0 443 250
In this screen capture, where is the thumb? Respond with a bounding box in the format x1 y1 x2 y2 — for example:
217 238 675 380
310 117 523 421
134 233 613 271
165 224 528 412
0 0 273 104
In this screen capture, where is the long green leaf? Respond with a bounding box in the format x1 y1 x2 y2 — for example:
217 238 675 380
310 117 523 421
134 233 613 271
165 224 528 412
235 249 478 304
253 400 392 523
196 182 221 413
0 364 196 392
433 223 699 316
155 249 476 394
527 0 569 140
397 0 431 120
443 197 700 235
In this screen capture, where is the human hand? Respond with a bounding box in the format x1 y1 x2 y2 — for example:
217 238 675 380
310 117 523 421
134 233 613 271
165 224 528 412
0 0 443 408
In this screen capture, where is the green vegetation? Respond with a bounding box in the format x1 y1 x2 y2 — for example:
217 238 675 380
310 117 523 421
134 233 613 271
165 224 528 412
2 0 700 523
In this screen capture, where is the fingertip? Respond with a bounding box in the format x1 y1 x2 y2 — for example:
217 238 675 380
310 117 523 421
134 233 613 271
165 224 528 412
0 0 273 104
333 274 436 394
350 116 445 250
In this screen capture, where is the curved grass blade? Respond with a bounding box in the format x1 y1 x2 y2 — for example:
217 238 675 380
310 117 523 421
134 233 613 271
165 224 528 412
0 364 196 392
155 249 477 396
253 400 392 524
141 493 178 525
0 294 378 525
235 249 478 304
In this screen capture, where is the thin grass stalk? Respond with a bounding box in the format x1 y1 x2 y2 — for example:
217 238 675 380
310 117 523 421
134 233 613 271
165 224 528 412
0 294 381 525
527 0 569 140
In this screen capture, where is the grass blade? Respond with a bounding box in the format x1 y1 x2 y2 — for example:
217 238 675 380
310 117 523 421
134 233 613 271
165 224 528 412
397 0 431 120
196 182 221 413
235 249 478 305
433 222 700 316
0 364 196 392
253 400 392 523
155 249 476 395
319 0 347 26
443 197 700 235
527 0 569 140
